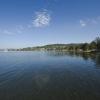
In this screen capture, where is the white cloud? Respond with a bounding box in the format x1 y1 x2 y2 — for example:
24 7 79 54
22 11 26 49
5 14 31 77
80 16 100 27
33 9 51 27
80 20 86 27
3 30 14 35
1 25 24 35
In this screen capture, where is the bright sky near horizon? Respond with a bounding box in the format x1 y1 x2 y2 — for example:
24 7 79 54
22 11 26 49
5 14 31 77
0 0 100 48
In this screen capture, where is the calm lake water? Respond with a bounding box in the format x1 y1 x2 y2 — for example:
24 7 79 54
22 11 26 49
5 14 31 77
0 51 100 100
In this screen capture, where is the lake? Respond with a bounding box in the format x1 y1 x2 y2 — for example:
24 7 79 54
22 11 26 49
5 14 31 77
0 51 100 100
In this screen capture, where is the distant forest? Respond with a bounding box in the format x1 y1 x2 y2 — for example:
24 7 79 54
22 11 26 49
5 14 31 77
9 37 100 53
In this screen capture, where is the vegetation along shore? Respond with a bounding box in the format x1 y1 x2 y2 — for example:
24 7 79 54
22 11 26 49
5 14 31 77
6 37 100 53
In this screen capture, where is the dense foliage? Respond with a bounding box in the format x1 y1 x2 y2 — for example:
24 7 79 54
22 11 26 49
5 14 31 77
17 37 100 52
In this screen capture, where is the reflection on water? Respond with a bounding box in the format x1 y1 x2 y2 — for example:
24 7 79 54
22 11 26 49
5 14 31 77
46 51 100 68
34 73 50 89
0 51 100 100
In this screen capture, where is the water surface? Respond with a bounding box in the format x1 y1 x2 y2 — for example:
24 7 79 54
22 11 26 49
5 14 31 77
0 51 100 100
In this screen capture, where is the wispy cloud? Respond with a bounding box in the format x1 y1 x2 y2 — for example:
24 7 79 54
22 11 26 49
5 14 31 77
79 16 100 27
32 9 51 28
80 20 86 27
0 25 25 35
0 10 52 35
3 30 14 35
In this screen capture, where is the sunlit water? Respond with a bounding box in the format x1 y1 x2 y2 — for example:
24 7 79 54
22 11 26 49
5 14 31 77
0 51 100 100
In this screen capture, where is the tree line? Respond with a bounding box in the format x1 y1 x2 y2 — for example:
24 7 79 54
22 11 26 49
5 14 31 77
19 37 100 52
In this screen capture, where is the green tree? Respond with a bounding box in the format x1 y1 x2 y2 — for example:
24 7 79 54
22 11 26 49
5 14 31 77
89 41 97 50
95 37 100 51
81 43 90 51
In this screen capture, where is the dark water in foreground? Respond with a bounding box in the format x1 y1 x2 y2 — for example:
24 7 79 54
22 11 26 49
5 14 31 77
0 51 100 100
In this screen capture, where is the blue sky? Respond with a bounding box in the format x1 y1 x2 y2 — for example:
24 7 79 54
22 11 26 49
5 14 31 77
0 0 100 48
